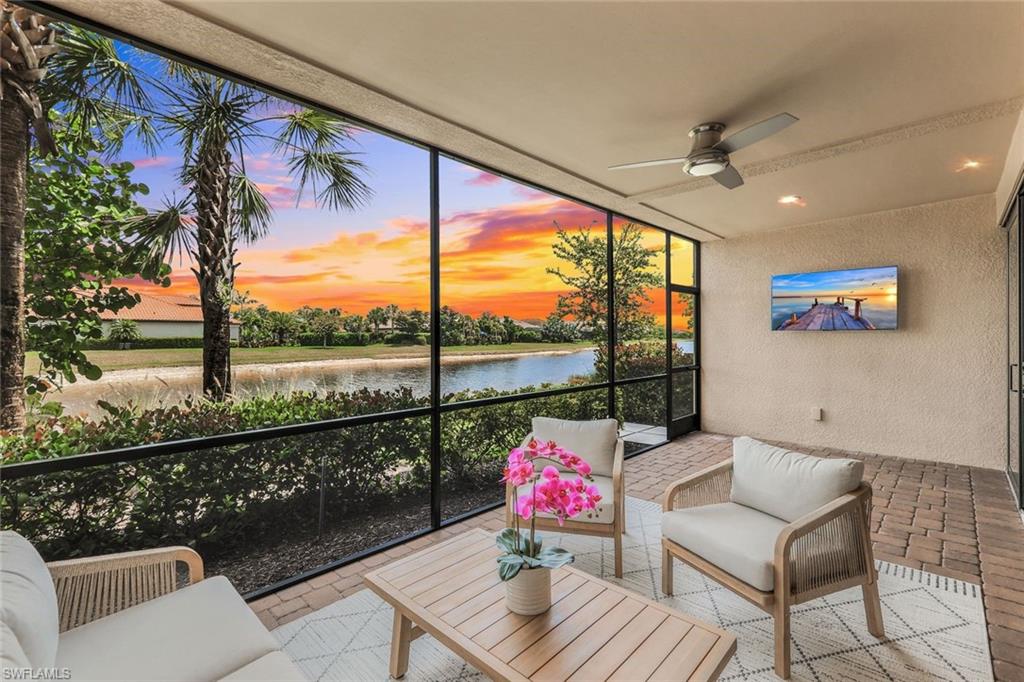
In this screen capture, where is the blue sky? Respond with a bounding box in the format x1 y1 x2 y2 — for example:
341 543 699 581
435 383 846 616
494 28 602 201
771 267 898 298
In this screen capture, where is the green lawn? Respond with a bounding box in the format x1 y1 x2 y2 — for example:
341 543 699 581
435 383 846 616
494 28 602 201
24 342 595 374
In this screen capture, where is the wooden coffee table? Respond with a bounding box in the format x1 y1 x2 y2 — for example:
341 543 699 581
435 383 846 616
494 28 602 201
363 529 736 681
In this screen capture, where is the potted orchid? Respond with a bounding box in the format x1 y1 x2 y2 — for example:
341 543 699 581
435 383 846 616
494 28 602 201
497 438 603 615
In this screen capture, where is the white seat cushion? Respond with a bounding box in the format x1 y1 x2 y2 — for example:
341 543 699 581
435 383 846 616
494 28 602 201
0 531 59 669
730 437 864 522
220 652 306 681
662 502 787 591
531 417 619 477
56 576 279 681
516 473 615 524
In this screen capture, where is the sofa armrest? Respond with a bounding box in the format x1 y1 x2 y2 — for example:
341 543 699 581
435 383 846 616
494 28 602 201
663 458 734 512
774 484 874 599
47 546 204 632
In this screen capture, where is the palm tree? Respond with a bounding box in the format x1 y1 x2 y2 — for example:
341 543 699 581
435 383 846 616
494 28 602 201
367 307 387 335
131 65 371 400
384 303 400 330
1 6 151 429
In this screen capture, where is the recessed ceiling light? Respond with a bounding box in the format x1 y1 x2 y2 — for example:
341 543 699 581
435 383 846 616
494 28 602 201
955 159 982 173
778 195 806 207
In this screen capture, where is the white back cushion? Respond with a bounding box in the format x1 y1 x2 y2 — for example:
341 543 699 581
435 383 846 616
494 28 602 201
0 532 59 669
730 437 864 522
531 417 619 477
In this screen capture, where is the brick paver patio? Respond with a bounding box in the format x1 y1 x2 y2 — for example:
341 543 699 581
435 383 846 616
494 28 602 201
249 431 1024 681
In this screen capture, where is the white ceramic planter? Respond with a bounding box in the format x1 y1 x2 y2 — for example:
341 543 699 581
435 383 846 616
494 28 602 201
505 567 552 615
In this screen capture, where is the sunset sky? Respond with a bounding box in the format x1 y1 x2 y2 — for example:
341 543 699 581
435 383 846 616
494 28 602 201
112 46 689 325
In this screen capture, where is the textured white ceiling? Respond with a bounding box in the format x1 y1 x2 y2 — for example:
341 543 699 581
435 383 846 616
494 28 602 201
55 0 1024 239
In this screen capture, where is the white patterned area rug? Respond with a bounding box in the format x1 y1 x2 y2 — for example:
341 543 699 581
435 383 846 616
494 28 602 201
274 497 992 681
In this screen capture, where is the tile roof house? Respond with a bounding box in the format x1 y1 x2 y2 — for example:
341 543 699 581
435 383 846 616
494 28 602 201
98 291 240 341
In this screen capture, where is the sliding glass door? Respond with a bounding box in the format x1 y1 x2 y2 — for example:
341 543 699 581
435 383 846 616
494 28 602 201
1009 189 1023 510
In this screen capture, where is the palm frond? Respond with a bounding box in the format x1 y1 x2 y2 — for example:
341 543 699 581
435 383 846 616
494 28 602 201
231 172 272 244
41 24 154 153
288 150 372 211
122 196 197 276
272 109 360 153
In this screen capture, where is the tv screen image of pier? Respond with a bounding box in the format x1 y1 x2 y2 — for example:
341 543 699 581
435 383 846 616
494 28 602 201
771 266 898 331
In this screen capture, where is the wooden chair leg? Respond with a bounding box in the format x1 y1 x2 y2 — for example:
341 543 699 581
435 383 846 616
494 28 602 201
661 547 674 595
613 527 623 578
862 580 885 638
773 600 791 679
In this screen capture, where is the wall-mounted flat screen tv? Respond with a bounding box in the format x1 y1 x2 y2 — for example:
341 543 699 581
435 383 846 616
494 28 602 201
771 266 898 331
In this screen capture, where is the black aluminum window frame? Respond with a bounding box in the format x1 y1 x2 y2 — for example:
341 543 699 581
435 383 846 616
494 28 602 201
2 1 701 600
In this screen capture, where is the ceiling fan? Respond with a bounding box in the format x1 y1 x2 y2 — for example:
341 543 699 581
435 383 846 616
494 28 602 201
608 113 798 190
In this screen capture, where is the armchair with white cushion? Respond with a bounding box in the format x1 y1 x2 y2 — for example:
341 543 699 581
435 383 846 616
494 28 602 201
661 437 884 679
506 417 626 577
0 531 306 681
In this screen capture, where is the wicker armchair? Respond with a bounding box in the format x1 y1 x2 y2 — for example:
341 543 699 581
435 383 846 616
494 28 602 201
505 417 626 577
661 440 884 679
47 546 204 631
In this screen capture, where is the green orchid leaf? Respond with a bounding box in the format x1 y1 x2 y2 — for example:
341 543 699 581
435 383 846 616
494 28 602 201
495 528 520 554
497 555 525 581
536 546 575 569
522 554 542 569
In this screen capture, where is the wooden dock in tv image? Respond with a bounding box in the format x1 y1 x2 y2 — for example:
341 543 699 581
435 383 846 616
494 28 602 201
778 296 876 331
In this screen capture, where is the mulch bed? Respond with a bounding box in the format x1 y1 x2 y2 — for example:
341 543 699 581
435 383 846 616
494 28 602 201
205 485 502 595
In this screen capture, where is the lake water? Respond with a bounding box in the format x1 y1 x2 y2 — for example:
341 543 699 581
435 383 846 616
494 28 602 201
47 342 696 418
771 296 897 330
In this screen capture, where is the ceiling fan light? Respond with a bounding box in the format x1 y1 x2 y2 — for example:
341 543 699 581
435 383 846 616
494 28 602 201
683 151 729 177
687 160 726 176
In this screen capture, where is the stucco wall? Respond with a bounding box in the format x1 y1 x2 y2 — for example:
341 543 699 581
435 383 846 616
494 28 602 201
101 321 240 341
701 193 1006 468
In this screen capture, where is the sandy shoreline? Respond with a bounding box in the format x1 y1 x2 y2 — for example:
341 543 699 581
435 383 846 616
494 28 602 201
71 347 597 385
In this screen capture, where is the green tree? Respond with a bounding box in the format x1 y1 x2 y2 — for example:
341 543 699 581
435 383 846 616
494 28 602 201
396 309 428 336
306 308 341 347
501 316 520 343
342 313 369 335
1 10 152 429
107 320 142 345
23 117 166 394
477 312 506 344
547 222 663 342
366 307 387 335
541 313 581 343
384 303 400 330
130 66 371 401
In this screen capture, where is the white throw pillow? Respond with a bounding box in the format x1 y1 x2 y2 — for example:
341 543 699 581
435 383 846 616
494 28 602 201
730 437 864 522
0 532 59 669
530 417 619 477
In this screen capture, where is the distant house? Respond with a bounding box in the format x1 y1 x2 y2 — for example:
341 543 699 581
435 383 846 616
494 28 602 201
98 291 241 341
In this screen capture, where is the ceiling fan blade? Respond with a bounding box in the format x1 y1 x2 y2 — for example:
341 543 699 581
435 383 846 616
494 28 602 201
712 165 744 189
715 113 798 154
607 156 689 171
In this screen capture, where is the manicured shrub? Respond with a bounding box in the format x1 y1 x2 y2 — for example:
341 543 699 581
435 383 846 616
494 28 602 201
0 384 613 567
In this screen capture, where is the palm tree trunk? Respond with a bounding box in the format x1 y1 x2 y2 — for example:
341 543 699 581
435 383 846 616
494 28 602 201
194 130 235 401
0 94 28 430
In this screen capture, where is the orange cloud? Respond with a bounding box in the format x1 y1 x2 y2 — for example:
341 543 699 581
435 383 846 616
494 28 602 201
113 197 673 323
